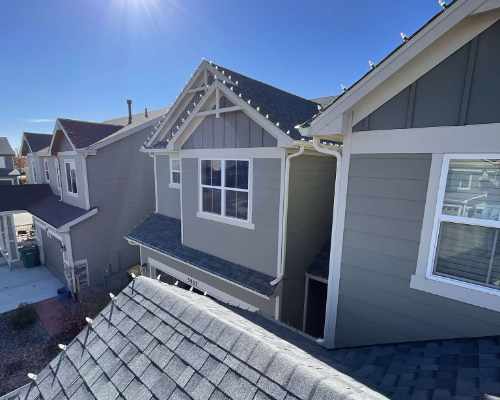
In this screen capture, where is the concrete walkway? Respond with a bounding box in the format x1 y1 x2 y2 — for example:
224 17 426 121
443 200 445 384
0 260 63 314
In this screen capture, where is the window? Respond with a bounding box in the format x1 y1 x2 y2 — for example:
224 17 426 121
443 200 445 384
170 157 181 187
198 159 253 228
64 160 78 195
44 159 50 182
0 157 5 168
430 156 500 291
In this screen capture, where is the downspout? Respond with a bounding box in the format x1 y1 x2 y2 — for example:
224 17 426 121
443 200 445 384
271 146 305 287
311 137 342 348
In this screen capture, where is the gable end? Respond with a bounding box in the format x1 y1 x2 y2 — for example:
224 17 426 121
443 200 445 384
353 18 500 132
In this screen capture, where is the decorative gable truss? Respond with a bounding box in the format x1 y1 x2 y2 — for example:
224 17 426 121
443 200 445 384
143 60 314 151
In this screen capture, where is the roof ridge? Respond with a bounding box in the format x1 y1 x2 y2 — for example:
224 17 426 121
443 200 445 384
58 117 124 127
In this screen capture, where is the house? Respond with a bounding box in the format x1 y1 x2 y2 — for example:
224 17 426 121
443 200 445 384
0 105 166 293
20 132 53 184
126 60 337 335
298 0 500 348
0 137 20 185
0 276 385 400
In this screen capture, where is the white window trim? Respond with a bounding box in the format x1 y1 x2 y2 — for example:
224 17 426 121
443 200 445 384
0 156 5 169
411 153 500 313
169 156 181 189
43 159 50 182
197 158 254 230
64 160 78 197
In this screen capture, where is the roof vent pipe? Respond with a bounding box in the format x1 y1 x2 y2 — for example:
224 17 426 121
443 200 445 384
127 99 132 124
145 107 149 118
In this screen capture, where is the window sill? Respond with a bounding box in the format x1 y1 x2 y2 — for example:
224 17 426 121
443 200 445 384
169 183 180 189
65 191 78 198
196 211 255 230
410 273 500 313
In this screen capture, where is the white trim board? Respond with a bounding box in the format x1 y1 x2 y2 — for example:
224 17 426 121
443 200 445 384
180 147 283 159
148 257 258 312
350 123 500 154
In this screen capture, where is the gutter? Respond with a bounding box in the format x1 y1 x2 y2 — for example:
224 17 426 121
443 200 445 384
311 137 343 348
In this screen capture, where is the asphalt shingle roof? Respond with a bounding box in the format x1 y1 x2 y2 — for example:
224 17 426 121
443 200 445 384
58 119 124 149
0 277 384 400
22 133 53 153
212 63 320 140
126 213 276 297
0 184 92 228
0 137 15 156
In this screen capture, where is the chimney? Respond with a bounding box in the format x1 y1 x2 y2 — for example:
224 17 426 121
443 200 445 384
127 99 132 124
144 107 149 118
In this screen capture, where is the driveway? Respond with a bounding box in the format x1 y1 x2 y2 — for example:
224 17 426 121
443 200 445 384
0 259 63 313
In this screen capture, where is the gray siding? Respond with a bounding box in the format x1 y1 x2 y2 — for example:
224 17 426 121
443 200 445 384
42 229 65 283
353 20 500 131
183 111 277 149
281 155 336 329
156 154 181 219
70 126 155 289
141 247 277 318
181 157 281 277
335 154 500 347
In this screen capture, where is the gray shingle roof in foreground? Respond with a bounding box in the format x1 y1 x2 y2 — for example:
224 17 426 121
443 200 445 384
234 310 500 400
1 277 385 400
126 214 276 297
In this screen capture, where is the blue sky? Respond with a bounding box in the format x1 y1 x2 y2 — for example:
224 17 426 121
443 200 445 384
0 0 444 150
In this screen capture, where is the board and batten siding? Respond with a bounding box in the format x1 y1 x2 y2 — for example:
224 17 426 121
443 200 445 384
181 157 281 277
335 154 500 347
182 110 277 149
353 19 500 132
156 154 181 219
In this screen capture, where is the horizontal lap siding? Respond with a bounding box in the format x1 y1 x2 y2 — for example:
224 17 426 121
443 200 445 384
156 155 181 219
335 154 500 347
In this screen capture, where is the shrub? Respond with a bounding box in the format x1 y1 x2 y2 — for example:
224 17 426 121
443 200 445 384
8 303 38 330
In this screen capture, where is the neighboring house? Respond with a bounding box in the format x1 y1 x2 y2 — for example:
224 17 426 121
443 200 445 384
299 0 500 348
0 277 384 400
0 137 19 185
20 132 53 184
127 60 337 334
0 107 164 293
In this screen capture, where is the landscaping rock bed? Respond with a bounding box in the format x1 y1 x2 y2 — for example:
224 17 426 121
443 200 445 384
0 301 85 396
